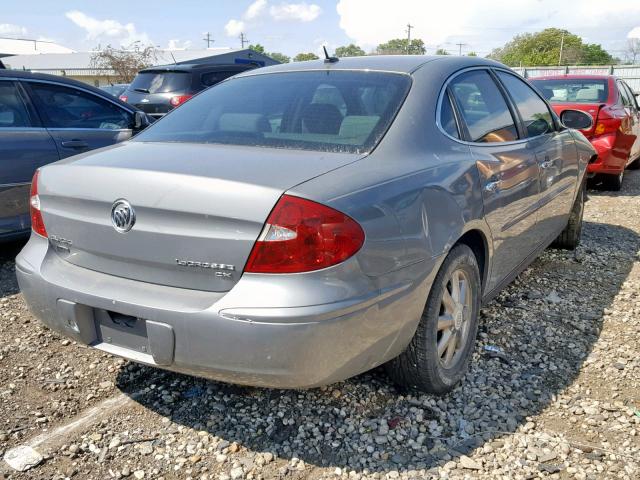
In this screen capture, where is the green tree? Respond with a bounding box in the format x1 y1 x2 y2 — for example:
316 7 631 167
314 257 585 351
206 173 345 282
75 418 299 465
488 28 613 66
376 38 426 55
335 43 366 57
467 51 478 57
268 52 290 63
294 52 319 62
435 48 450 55
248 44 266 54
580 43 615 65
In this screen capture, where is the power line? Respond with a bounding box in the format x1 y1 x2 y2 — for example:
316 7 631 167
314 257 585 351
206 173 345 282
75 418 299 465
406 23 414 54
239 32 249 49
202 32 214 48
455 42 468 55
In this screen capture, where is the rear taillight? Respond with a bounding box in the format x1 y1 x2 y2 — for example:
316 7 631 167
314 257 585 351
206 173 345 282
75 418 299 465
245 195 365 274
169 94 193 107
593 107 621 136
119 95 128 102
30 170 47 238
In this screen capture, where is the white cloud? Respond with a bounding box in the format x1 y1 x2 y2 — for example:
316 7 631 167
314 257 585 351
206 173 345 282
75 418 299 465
65 10 151 46
224 19 245 37
0 23 28 37
245 0 268 20
270 3 321 22
336 0 640 54
167 39 193 50
629 27 640 39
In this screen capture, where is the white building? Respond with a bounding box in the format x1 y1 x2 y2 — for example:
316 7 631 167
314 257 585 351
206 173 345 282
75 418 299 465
0 37 74 57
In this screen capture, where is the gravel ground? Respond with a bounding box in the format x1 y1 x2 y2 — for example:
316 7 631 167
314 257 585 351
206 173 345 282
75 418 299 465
1 171 639 480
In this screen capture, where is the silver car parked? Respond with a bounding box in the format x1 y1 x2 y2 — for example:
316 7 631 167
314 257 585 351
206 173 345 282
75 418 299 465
17 56 596 393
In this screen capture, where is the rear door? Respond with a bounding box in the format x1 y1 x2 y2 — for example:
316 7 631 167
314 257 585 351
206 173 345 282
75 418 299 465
448 69 540 291
23 81 134 159
0 79 59 235
495 70 578 237
619 80 640 161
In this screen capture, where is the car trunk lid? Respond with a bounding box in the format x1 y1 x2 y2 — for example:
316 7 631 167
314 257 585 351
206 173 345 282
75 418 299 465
39 141 363 292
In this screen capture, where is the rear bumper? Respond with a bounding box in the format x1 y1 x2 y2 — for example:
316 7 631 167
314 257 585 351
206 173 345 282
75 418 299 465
587 133 629 175
16 234 434 388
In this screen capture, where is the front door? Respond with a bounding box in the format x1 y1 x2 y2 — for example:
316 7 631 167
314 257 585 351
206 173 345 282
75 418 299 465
448 69 541 292
22 81 134 159
0 80 59 235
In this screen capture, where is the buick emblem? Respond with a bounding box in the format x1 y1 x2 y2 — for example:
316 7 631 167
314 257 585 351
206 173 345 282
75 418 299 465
111 199 136 233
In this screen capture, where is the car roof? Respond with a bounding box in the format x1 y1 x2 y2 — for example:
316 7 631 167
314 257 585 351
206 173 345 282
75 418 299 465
140 63 255 73
0 69 135 109
235 55 508 77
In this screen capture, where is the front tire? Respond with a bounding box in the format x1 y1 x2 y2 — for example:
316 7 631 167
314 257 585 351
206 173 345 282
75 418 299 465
552 184 584 250
385 244 481 394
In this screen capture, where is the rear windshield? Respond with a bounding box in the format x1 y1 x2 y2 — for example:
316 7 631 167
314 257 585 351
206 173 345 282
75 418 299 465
531 79 609 103
133 70 411 153
130 71 191 94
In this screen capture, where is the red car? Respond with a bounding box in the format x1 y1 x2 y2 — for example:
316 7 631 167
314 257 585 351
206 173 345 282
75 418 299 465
531 75 640 190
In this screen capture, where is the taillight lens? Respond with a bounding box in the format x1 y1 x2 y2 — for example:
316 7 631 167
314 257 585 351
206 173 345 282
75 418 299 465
245 195 365 274
169 94 193 107
119 95 128 102
30 170 47 238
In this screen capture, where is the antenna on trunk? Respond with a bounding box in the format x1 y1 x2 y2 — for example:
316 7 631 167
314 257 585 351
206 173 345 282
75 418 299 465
323 46 338 63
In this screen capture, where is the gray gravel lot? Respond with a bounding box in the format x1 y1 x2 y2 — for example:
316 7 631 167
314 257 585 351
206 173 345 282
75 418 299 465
1 171 639 480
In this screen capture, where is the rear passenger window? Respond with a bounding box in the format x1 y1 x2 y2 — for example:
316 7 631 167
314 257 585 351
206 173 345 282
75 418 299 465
0 82 31 127
449 70 518 143
440 93 459 139
497 71 553 137
201 71 238 87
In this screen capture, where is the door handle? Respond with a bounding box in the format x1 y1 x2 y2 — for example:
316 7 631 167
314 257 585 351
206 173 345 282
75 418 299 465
61 140 89 149
540 159 555 169
485 181 500 193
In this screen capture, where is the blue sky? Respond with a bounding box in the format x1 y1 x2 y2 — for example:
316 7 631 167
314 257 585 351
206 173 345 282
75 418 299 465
1 1 640 59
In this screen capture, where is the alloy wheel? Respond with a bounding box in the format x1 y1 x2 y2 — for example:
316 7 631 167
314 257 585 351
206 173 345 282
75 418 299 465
437 268 473 369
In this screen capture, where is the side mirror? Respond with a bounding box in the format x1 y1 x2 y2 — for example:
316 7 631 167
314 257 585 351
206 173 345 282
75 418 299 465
560 109 593 131
133 111 151 131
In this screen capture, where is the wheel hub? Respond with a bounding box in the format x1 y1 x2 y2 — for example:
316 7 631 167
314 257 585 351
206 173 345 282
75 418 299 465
436 268 473 369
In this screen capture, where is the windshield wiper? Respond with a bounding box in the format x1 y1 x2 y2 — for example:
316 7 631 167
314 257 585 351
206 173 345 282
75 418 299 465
134 88 150 93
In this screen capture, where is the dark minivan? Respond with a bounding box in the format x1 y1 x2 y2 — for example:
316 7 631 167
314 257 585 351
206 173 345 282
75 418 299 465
120 64 259 118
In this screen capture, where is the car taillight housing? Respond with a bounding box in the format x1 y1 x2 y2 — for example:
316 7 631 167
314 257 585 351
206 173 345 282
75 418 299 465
245 195 365 274
30 170 47 238
169 94 193 107
593 107 621 136
119 95 128 102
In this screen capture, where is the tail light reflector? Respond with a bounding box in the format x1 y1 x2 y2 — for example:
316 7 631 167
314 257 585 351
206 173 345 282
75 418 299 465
30 170 47 238
169 94 193 107
245 195 364 274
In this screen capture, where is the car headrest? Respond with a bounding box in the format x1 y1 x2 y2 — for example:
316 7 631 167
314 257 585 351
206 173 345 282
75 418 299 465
302 103 343 134
575 88 600 102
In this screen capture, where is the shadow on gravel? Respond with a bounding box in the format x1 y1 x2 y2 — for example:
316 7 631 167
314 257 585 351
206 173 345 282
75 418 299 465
116 219 638 475
0 239 26 296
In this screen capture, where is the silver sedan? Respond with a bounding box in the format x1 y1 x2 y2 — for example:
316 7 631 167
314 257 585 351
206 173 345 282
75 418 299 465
16 55 596 393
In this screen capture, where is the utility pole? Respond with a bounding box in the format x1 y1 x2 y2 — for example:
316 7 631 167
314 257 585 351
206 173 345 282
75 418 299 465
406 23 413 54
202 32 214 48
239 32 249 49
456 42 467 56
558 31 565 65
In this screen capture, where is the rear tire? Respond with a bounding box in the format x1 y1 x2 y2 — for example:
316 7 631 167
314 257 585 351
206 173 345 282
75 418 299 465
552 184 584 250
628 156 640 170
385 244 480 394
602 170 624 191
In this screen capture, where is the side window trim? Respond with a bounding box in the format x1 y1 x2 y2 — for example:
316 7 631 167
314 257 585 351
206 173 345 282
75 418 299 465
445 86 468 141
492 68 558 136
623 82 639 110
487 69 527 140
